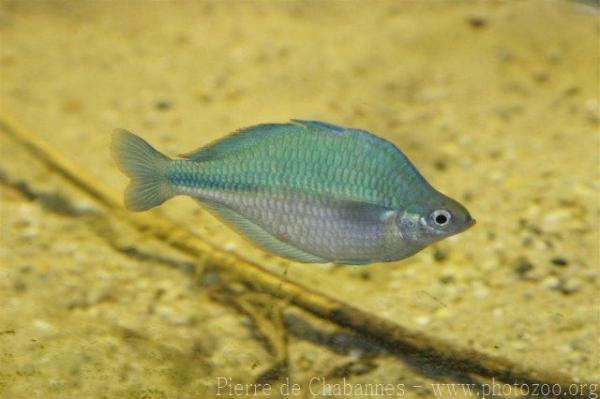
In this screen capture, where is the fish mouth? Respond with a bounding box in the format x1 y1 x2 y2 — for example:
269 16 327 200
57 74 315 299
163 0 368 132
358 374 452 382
465 218 476 230
445 217 476 236
456 217 476 233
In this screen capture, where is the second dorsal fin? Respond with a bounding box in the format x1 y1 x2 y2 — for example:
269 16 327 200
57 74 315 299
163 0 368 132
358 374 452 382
180 123 295 161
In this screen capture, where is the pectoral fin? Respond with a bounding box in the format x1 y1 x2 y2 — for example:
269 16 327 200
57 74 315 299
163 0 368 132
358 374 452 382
327 198 398 225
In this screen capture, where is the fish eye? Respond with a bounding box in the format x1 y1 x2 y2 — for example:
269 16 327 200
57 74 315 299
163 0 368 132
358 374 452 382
431 209 452 226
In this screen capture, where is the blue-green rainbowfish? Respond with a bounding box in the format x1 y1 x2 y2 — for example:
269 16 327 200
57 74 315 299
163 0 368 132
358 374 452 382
111 120 474 265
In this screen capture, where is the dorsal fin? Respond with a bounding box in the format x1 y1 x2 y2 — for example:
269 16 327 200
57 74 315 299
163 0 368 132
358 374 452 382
290 119 346 132
180 123 294 161
291 119 403 156
180 120 350 161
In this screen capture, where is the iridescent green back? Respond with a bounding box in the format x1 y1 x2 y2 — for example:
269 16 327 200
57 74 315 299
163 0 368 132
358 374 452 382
174 120 431 209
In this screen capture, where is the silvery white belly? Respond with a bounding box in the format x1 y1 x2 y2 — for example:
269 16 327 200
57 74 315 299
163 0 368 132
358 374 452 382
180 187 400 263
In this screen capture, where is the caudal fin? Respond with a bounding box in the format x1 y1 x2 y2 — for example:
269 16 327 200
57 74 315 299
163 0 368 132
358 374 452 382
111 129 173 211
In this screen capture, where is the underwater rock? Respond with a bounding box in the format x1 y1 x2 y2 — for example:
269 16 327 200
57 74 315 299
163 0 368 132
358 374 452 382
560 278 582 295
540 276 560 290
513 257 534 277
551 257 569 267
466 14 488 29
433 248 448 263
155 100 172 111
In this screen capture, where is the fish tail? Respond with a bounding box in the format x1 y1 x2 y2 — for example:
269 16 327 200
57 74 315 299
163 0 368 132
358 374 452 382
111 129 173 211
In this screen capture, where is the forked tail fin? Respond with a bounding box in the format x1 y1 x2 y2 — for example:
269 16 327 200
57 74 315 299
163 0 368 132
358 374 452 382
110 129 173 211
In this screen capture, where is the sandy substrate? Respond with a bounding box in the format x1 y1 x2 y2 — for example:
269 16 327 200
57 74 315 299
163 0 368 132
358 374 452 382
0 1 598 398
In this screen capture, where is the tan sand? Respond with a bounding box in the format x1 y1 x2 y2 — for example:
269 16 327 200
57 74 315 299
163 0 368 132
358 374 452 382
0 1 598 398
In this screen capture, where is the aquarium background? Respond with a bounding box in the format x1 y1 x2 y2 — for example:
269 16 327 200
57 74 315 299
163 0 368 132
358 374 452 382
0 1 598 398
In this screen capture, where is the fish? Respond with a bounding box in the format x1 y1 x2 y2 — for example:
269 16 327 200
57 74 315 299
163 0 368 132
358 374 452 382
111 120 475 265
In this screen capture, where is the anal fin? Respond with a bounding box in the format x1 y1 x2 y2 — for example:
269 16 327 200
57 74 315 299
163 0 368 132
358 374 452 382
199 200 328 264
